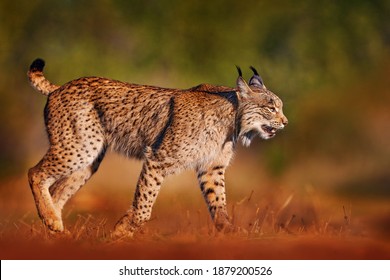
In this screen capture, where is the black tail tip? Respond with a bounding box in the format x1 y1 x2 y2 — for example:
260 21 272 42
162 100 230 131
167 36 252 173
30 58 45 72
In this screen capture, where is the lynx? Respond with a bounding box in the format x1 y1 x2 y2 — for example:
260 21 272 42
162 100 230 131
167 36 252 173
27 58 288 238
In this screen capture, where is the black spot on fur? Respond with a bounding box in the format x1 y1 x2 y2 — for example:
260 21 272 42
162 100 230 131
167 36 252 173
212 165 224 171
199 181 206 192
205 188 215 195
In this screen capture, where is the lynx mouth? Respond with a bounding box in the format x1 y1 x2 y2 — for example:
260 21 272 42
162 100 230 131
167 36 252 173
261 125 277 137
241 125 277 146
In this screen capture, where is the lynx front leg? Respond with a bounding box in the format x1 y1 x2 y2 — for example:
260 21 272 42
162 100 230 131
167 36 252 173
113 160 164 238
197 165 233 232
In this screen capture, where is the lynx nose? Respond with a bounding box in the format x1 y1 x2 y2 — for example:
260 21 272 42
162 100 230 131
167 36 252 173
281 116 288 127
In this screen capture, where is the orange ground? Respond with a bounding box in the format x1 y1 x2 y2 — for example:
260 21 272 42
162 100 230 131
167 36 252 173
1 156 389 260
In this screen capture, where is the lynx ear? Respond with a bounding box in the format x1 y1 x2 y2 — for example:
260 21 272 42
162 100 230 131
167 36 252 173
236 66 252 98
249 66 266 89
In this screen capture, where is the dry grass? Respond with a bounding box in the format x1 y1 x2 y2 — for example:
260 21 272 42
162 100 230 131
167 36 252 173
1 153 389 260
1 181 389 260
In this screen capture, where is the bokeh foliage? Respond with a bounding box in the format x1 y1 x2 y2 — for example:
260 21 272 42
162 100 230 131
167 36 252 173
0 0 389 191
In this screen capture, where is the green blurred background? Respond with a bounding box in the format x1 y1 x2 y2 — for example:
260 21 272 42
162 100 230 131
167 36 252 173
0 0 389 200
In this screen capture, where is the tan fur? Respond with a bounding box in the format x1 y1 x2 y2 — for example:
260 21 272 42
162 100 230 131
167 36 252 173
27 59 288 238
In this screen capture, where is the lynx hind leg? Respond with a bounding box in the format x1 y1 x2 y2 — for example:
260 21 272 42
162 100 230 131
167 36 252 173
50 151 105 212
197 165 233 232
28 142 105 233
28 156 66 232
113 159 164 238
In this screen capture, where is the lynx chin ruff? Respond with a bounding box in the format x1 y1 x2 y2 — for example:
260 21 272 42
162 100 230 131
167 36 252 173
27 59 288 238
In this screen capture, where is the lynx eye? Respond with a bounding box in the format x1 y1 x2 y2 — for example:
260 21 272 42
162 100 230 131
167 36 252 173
268 107 277 113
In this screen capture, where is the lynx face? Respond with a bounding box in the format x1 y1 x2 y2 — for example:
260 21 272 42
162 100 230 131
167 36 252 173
236 67 288 147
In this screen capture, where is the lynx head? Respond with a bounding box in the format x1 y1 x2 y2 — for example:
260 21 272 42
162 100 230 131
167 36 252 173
236 66 288 147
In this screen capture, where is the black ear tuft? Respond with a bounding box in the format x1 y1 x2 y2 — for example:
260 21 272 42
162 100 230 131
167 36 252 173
236 65 243 77
249 66 259 76
30 58 45 72
248 65 265 89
